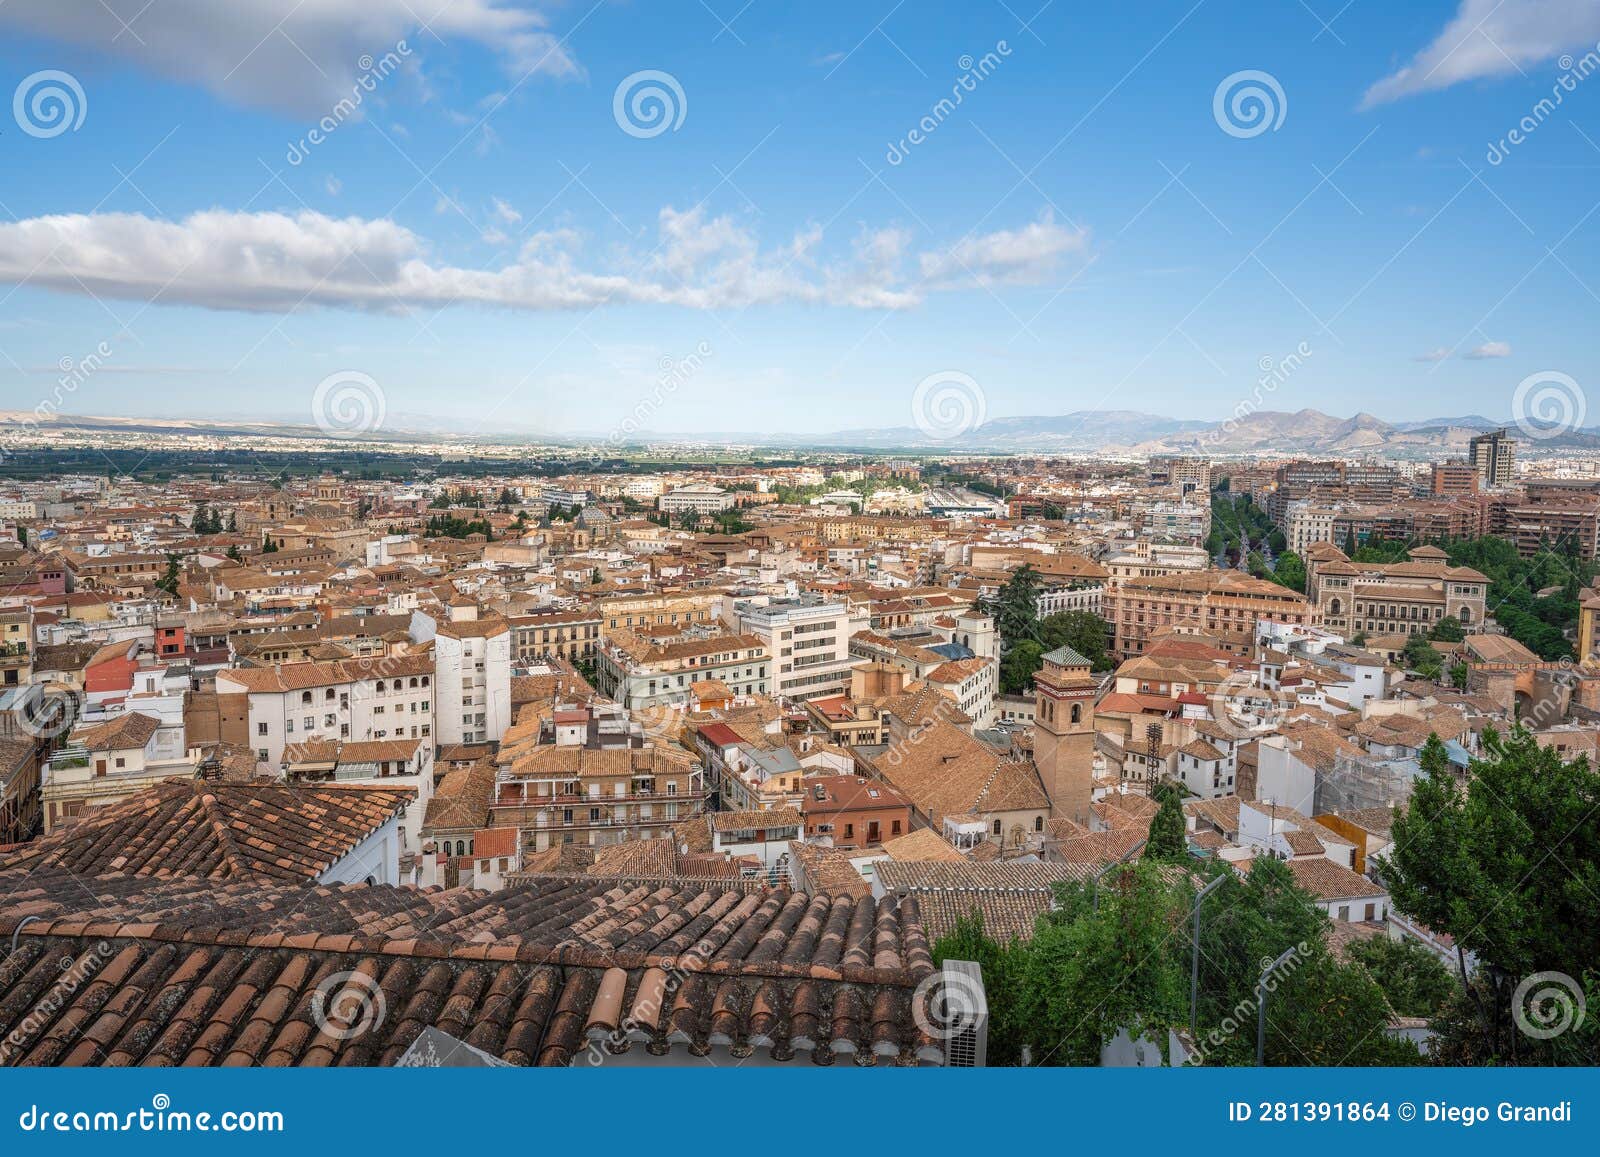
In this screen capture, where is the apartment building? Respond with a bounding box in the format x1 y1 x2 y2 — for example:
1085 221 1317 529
509 607 601 664
217 652 437 769
596 590 723 635
1102 540 1209 583
659 484 734 514
726 594 857 702
1469 427 1516 488
594 629 770 714
412 607 512 747
490 704 707 851
1103 570 1315 660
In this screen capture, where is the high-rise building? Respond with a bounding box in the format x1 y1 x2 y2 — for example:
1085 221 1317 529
1468 428 1516 488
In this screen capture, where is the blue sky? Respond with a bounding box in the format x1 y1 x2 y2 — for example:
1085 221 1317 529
1 0 1598 438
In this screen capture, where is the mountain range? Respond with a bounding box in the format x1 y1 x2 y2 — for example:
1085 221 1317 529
2 406 1595 455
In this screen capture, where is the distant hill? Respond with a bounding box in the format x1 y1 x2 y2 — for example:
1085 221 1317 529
7 405 1600 455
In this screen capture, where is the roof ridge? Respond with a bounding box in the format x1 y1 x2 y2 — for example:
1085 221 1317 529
190 783 251 878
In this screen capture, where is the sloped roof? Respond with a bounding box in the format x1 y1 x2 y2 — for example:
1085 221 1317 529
0 780 412 882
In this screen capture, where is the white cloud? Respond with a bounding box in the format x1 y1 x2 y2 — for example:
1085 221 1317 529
325 176 343 197
0 0 579 118
1413 347 1451 362
1465 339 1512 358
918 212 1090 287
0 207 1086 316
490 197 521 225
1363 0 1600 106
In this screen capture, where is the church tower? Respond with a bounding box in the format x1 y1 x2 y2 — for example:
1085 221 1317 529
1032 645 1098 824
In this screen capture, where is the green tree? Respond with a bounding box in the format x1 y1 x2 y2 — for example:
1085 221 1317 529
999 640 1044 695
1022 862 1189 1065
1403 634 1443 679
1143 785 1188 863
1038 610 1112 670
1345 936 1458 1019
1271 550 1306 593
1380 726 1600 1064
1430 615 1465 642
156 553 181 596
987 563 1042 651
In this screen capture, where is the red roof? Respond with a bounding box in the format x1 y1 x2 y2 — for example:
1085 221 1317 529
471 827 521 860
697 721 743 748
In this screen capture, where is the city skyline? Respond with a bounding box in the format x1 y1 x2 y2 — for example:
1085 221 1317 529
2 1 1600 436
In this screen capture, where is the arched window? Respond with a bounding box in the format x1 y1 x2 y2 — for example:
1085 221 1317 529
376 680 386 693
991 819 1002 835
455 839 466 856
1329 597 1341 616
1034 815 1044 832
325 688 335 701
1070 703 1082 724
1459 607 1472 623
301 691 312 705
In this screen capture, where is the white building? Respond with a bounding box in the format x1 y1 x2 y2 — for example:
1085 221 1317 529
216 652 437 770
660 484 735 515
725 594 856 702
410 606 512 747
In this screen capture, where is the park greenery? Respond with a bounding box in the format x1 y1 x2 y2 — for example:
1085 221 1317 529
932 728 1599 1066
983 564 1114 694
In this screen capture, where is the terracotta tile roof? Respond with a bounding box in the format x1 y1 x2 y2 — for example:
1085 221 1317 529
876 860 1093 943
878 828 965 862
422 760 496 834
867 721 1048 820
67 711 161 752
0 873 940 1067
0 781 412 882
708 808 801 834
1277 856 1387 901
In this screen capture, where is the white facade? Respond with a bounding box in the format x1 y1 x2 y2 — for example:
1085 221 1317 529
411 610 512 747
219 660 436 768
726 595 856 702
317 814 406 887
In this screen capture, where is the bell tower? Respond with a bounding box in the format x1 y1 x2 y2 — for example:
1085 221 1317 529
1033 645 1098 824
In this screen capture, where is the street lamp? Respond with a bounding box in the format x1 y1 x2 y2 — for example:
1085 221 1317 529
1091 838 1146 912
1190 874 1227 1041
1256 945 1300 1066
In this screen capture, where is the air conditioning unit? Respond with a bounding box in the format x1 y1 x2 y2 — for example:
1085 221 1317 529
939 960 988 1068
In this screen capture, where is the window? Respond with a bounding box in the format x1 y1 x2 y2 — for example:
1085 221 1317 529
992 819 1002 835
257 722 268 736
